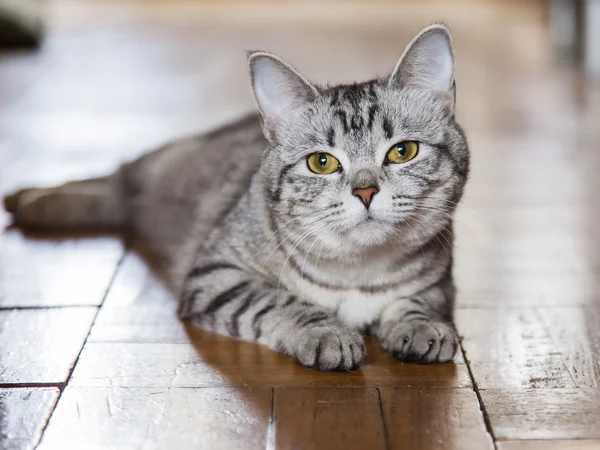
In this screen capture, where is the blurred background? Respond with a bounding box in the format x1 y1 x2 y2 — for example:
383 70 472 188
0 1 598 188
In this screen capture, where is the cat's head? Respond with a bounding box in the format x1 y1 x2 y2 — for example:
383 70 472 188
249 25 469 259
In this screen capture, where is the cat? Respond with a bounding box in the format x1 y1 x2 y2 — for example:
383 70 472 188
4 24 469 371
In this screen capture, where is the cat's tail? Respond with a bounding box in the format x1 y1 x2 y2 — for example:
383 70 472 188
3 171 127 230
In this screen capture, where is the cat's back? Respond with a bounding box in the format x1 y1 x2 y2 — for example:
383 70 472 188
123 113 266 257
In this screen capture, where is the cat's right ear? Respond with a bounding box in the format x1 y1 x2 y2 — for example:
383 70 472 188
248 51 318 139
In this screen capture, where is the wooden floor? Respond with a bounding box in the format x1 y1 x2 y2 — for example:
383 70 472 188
1 0 599 449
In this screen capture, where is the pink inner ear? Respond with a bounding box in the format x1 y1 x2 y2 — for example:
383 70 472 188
250 53 318 121
423 33 454 92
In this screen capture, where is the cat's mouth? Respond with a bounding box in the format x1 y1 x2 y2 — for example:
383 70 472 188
363 208 415 226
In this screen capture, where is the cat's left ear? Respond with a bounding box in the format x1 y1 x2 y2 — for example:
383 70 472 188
248 51 319 139
389 24 456 112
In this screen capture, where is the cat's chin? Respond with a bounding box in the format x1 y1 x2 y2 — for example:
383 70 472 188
345 219 398 248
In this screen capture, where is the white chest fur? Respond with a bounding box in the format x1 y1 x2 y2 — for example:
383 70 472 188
289 275 398 328
275 239 442 329
281 258 409 328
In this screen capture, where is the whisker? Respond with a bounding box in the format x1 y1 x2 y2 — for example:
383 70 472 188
393 194 488 221
406 214 456 260
276 221 328 305
409 203 479 248
299 222 336 303
251 206 339 265
402 218 426 259
258 211 338 270
390 201 480 259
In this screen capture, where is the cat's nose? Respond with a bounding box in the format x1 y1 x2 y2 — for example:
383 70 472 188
352 186 379 209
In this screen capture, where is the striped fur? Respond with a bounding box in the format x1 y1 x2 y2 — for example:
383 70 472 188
4 25 468 370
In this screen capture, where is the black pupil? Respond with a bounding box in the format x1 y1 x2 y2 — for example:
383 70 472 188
318 154 328 167
397 144 406 156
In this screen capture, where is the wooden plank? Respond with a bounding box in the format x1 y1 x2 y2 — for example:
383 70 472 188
0 308 96 384
39 387 270 450
0 228 123 307
87 251 185 344
69 340 471 388
481 389 600 440
0 388 59 450
379 388 493 450
538 307 600 387
273 387 385 450
498 441 600 450
456 308 575 389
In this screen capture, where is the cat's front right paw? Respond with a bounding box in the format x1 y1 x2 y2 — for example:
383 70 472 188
293 325 365 371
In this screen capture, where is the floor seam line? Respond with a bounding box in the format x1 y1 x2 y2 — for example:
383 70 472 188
32 246 130 449
0 383 64 389
376 387 391 450
265 387 275 450
459 339 498 449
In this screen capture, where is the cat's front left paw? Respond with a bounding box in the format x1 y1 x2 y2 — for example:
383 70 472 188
379 320 458 364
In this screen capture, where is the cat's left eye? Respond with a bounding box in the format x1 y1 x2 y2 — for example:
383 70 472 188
307 152 341 175
385 141 419 164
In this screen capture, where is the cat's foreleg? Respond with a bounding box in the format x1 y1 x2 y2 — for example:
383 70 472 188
178 263 365 371
375 274 458 363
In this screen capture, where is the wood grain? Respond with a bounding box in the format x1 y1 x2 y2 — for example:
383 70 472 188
539 307 600 388
39 387 270 450
69 340 471 388
87 250 187 344
456 309 575 389
481 389 600 440
273 387 385 450
0 308 96 384
0 229 123 308
0 388 59 450
379 388 494 450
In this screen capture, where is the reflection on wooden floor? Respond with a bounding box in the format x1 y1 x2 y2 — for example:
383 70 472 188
1 0 599 449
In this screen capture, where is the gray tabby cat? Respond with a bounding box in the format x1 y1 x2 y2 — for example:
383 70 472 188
4 24 469 371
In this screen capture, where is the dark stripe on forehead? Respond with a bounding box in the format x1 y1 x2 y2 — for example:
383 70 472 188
366 104 379 131
341 86 364 109
329 88 340 107
326 127 335 147
349 114 364 132
367 83 378 102
334 110 349 134
383 116 394 140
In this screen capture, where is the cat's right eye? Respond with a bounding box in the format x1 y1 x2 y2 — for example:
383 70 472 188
307 152 341 175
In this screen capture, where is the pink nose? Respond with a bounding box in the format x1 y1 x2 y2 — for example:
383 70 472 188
352 186 379 209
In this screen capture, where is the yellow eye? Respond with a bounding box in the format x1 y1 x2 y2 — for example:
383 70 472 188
307 152 340 175
385 141 419 164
